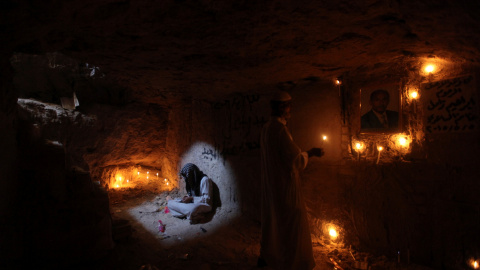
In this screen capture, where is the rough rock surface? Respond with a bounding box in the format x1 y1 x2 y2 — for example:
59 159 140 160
3 0 480 99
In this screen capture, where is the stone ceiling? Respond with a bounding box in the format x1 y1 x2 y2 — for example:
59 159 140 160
3 0 480 102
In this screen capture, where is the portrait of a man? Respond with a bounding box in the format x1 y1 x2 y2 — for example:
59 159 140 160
361 89 399 130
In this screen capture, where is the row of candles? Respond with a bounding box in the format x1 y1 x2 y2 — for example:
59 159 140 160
113 168 170 189
352 135 411 164
321 132 411 163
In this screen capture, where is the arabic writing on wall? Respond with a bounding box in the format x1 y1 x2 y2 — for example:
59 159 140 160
423 75 479 133
201 93 267 163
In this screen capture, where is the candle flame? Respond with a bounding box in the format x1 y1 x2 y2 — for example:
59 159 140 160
335 79 341 85
355 142 363 150
322 135 327 141
399 137 407 146
474 260 479 269
377 146 384 151
410 91 418 99
115 184 119 188
425 64 435 73
329 228 338 239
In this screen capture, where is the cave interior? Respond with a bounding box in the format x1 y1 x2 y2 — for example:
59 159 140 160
1 1 480 269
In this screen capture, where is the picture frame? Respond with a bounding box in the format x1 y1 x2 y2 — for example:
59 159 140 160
360 82 402 133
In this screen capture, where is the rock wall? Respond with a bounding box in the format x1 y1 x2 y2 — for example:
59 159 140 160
0 55 21 261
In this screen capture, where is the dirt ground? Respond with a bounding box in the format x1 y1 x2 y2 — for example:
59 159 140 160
73 187 433 270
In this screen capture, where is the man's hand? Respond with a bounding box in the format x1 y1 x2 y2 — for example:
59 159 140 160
307 147 324 157
181 196 194 203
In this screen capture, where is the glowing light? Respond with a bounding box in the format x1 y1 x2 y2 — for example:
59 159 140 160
115 184 119 188
156 173 159 176
399 137 407 146
424 64 435 73
410 91 419 99
147 176 149 179
474 260 479 269
119 176 122 181
376 146 383 164
323 135 327 141
164 178 167 181
147 171 149 174
329 228 338 239
335 79 341 85
166 182 169 185
355 142 363 150
138 172 140 175
126 179 129 183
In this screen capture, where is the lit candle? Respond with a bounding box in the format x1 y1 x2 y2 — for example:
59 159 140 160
321 135 328 146
410 90 419 114
424 64 435 74
355 142 363 160
376 145 383 164
473 260 478 269
329 228 338 239
399 137 407 147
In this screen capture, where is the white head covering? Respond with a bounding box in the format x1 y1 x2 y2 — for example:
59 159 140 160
271 91 292 102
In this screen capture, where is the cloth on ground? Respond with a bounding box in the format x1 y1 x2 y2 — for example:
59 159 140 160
168 176 213 222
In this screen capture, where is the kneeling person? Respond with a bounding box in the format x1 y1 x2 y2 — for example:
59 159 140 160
168 163 213 223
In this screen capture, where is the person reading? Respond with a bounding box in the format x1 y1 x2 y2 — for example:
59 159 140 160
167 163 213 224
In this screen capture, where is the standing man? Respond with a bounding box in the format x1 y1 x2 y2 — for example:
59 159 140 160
259 91 324 269
361 89 399 129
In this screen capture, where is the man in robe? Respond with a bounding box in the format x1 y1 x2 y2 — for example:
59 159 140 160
258 91 324 269
361 89 399 130
168 163 213 224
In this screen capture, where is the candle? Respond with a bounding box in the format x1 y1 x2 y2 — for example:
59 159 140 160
410 90 419 114
355 142 363 161
376 146 383 164
321 134 328 147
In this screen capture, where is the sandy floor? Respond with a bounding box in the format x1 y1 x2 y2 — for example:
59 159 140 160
77 187 432 270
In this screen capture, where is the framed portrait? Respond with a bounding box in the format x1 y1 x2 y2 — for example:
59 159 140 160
360 82 402 133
